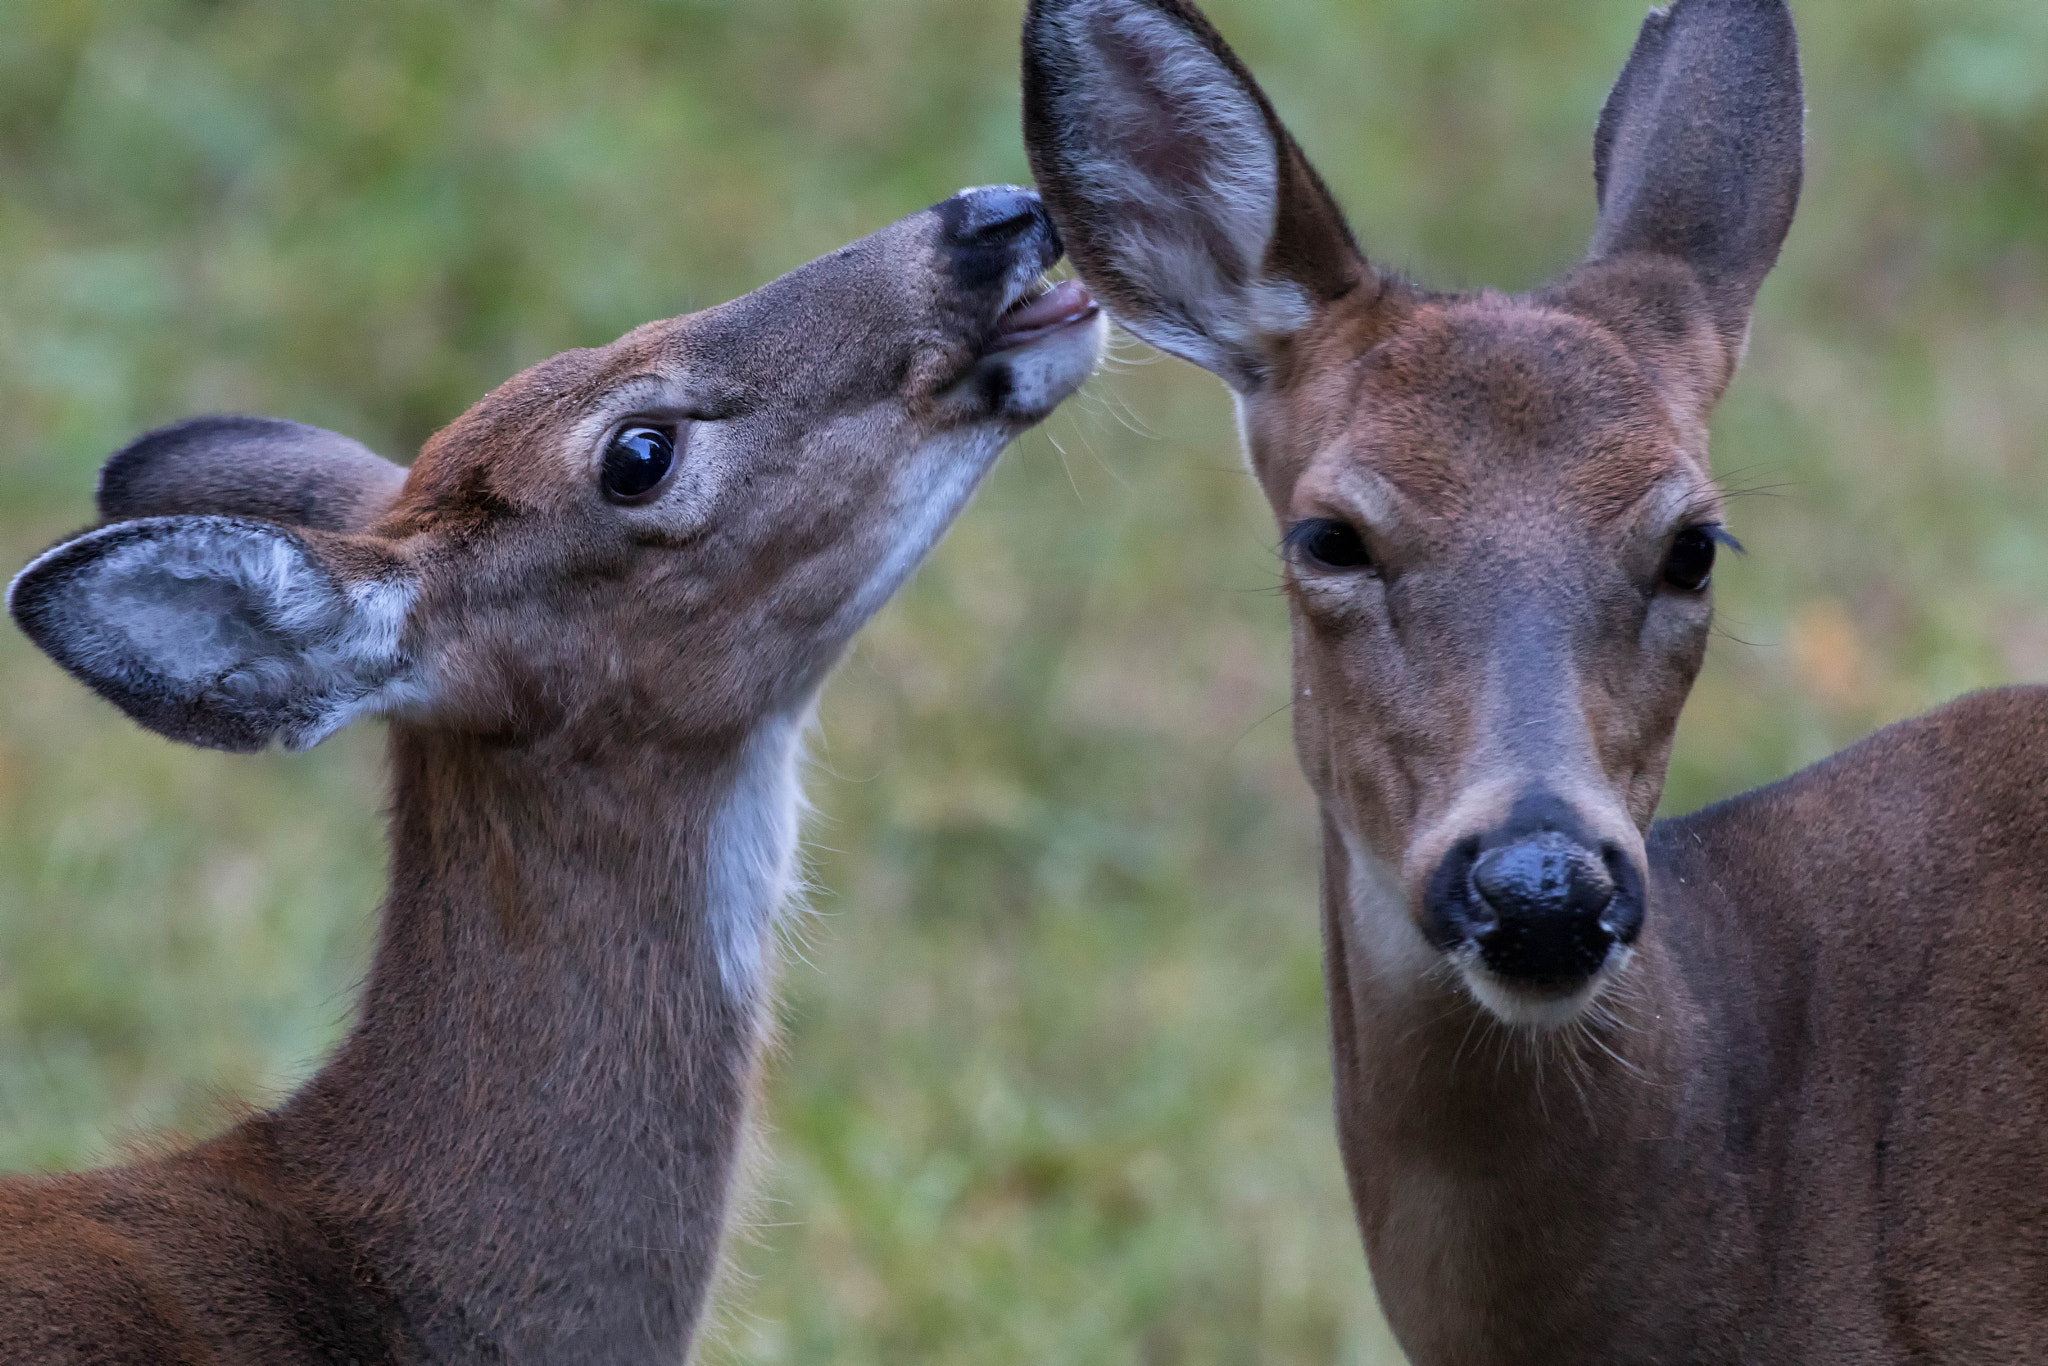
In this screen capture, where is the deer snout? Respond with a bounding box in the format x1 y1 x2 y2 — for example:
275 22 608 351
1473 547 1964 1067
930 186 1103 421
1421 794 1646 1025
939 185 1064 294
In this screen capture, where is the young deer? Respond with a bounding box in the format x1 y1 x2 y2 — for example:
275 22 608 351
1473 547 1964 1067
1 187 1103 1364
1027 0 2048 1359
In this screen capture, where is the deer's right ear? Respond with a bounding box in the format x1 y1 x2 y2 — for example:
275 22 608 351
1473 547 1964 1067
1023 0 1369 392
97 415 408 533
8 517 422 754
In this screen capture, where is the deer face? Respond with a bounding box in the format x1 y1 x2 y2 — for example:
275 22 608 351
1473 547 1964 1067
374 186 1104 742
9 187 1104 753
1025 0 1800 1026
1261 294 1729 1025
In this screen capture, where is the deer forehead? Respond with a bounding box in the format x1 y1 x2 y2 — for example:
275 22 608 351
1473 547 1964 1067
1275 298 1698 534
381 340 663 534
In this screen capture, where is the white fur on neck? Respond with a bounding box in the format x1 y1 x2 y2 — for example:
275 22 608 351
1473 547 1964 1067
725 422 1024 997
707 708 810 1002
822 428 1008 645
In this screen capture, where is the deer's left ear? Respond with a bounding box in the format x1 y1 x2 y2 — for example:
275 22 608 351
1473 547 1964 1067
8 516 423 753
1586 0 1804 358
1023 0 1370 392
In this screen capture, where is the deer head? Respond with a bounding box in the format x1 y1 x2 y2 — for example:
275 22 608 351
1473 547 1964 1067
1025 0 1801 1027
10 187 1104 758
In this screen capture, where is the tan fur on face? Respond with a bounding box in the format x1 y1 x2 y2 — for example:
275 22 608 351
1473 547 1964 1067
1247 283 1723 944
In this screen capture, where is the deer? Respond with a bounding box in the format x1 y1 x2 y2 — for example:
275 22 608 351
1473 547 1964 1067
1024 0 2048 1359
0 185 1104 1364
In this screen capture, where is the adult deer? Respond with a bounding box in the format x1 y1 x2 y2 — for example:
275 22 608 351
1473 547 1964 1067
1 186 1103 1363
1026 0 2048 1359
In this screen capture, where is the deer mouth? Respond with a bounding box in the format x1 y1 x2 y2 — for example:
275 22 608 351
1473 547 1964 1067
990 277 1100 351
953 267 1104 421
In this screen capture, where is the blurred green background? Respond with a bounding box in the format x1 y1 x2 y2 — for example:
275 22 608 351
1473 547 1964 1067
1 0 2043 1361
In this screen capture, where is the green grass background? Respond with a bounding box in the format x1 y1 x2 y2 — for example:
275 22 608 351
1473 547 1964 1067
1 1 2043 1360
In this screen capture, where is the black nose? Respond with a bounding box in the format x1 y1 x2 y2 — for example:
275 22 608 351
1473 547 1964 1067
1472 834 1614 922
1468 833 1617 983
946 184 1052 248
937 185 1063 290
1419 793 1646 990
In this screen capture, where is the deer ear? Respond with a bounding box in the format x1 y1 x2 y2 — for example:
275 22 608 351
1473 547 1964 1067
97 415 408 533
7 517 422 754
1023 0 1368 392
1588 0 1804 349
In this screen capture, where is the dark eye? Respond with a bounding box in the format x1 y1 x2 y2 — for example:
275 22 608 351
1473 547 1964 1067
601 424 676 502
1290 518 1372 571
1663 527 1718 591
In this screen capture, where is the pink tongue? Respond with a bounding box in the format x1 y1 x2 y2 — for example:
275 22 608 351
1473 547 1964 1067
998 278 1097 336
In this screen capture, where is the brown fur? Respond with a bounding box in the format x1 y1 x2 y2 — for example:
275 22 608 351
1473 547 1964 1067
1025 0 2047 1358
2 190 1103 1362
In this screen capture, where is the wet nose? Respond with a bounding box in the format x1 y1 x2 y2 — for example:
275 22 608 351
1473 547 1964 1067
1469 833 1617 984
1473 834 1614 922
1420 790 1647 992
938 186 1063 292
946 184 1056 250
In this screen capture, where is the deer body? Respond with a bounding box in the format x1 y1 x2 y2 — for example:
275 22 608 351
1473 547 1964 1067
2 187 1106 1362
1024 0 2048 1358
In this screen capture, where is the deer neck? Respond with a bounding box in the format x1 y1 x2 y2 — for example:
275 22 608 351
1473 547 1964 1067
1320 813 1702 1352
274 706 809 1365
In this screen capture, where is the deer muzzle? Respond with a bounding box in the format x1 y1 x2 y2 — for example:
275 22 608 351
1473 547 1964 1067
934 185 1103 419
1421 793 1646 1021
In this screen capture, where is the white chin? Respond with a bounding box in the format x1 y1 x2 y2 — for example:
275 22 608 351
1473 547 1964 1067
1457 948 1627 1030
989 311 1107 420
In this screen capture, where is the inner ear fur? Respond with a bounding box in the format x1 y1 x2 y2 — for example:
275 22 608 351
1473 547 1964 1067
98 415 409 534
7 516 418 754
1023 0 1368 390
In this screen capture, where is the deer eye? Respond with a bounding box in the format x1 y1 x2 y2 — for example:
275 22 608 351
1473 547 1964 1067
601 425 676 502
1663 527 1718 591
1289 518 1372 572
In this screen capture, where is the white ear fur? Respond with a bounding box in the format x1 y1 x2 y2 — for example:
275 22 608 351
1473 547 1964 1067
8 516 423 753
1035 0 1305 385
